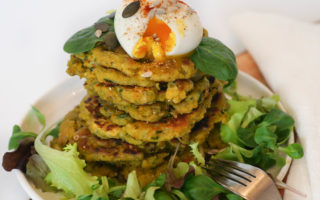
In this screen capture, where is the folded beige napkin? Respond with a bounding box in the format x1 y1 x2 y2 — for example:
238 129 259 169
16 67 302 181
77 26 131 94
230 13 320 200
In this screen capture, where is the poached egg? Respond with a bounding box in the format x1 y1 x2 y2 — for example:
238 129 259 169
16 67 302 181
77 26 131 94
114 0 203 61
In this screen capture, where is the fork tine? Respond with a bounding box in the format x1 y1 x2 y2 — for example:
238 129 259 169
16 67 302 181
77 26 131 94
214 159 259 177
212 162 253 185
211 165 248 186
211 172 243 188
211 159 257 180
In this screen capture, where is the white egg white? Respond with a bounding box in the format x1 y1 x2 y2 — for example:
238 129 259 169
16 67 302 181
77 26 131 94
115 0 203 58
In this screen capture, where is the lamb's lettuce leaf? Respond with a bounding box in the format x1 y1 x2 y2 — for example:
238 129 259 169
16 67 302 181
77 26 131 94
279 143 304 159
216 94 303 170
145 186 160 200
123 170 141 199
182 175 227 200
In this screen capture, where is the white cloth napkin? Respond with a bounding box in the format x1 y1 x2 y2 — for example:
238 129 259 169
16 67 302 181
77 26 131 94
230 13 320 200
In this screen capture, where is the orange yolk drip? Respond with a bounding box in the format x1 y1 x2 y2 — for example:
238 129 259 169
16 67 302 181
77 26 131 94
133 16 176 61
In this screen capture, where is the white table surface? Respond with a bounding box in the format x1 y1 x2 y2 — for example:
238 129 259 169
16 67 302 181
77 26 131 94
0 0 319 199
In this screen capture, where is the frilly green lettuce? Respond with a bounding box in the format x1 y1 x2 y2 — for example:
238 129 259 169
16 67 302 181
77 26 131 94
34 128 98 197
189 143 205 166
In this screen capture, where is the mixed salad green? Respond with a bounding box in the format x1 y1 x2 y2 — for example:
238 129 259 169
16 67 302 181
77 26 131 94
3 86 303 200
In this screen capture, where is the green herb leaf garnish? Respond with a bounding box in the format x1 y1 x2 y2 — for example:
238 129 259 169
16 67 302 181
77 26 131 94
32 106 46 128
63 15 114 54
8 105 45 150
8 125 37 150
191 37 238 84
64 26 103 54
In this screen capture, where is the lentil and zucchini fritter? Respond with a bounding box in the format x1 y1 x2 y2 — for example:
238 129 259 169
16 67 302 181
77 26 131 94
52 46 229 186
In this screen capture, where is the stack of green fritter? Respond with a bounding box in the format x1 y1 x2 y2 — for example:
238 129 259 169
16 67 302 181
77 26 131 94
54 46 229 186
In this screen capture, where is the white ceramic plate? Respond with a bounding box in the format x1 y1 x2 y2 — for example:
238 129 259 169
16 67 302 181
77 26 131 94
14 71 294 200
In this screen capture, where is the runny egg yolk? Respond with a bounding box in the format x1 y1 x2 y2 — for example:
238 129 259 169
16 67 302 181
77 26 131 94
132 16 176 61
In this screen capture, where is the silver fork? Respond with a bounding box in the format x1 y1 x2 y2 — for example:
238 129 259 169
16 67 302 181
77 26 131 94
206 159 282 200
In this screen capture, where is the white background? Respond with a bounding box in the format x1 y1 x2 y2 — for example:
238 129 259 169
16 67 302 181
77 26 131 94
0 0 319 199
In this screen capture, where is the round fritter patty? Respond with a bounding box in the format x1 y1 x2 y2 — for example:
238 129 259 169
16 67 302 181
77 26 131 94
54 107 144 163
79 88 228 145
75 127 144 163
85 77 214 120
53 108 176 164
54 107 167 154
94 67 156 87
81 94 170 123
79 88 214 145
76 47 197 82
109 102 170 122
86 79 166 106
123 89 214 143
67 56 155 87
79 97 128 139
166 79 194 104
99 105 134 126
68 48 199 88
85 78 194 106
170 77 210 114
83 79 216 124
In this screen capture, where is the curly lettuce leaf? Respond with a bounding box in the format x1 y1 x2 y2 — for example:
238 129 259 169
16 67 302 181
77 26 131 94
34 130 98 197
189 143 205 166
